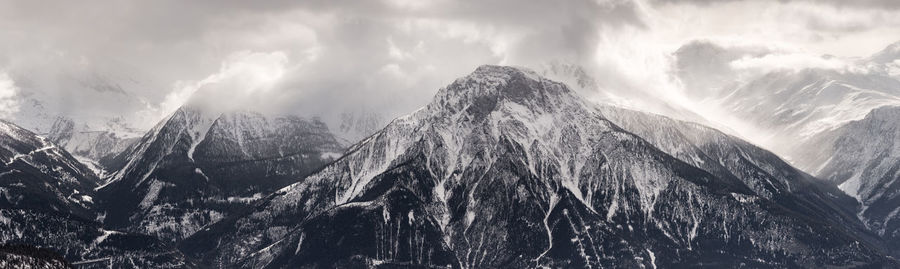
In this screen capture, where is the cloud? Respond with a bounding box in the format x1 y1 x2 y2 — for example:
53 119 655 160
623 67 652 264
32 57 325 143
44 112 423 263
672 38 869 98
729 53 851 72
0 0 897 135
0 0 652 131
0 72 20 118
147 51 289 120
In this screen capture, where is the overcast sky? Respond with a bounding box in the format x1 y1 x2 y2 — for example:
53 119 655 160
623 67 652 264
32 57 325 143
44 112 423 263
0 0 898 131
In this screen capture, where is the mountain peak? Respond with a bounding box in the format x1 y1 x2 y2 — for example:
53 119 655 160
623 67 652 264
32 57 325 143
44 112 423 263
430 65 578 118
869 40 900 63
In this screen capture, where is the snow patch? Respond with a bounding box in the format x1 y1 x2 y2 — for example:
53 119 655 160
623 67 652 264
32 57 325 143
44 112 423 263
93 229 122 245
319 152 342 160
838 175 862 201
646 248 657 269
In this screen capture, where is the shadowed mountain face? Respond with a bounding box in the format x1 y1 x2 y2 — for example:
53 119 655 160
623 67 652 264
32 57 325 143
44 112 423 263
180 65 894 268
96 108 345 242
0 120 99 219
0 120 194 268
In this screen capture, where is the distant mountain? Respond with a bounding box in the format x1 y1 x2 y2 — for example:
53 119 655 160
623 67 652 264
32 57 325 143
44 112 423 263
673 39 900 257
335 109 386 146
672 40 900 159
97 106 345 242
796 105 900 255
0 120 194 268
7 63 154 137
716 69 900 156
868 41 900 66
45 117 140 177
181 66 893 268
4 62 153 177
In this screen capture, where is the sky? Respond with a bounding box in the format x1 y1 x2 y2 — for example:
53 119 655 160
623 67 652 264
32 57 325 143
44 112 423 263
0 0 898 132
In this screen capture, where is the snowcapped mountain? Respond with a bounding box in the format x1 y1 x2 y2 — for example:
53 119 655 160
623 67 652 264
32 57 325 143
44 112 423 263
867 41 900 80
3 60 154 180
45 117 140 176
673 39 900 257
97 106 345 242
869 41 900 65
796 105 900 254
673 41 900 158
0 120 194 268
716 69 900 155
6 63 154 137
181 65 893 268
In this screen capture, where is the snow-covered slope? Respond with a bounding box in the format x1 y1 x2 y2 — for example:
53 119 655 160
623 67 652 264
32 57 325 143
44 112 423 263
97 106 345 242
182 65 893 268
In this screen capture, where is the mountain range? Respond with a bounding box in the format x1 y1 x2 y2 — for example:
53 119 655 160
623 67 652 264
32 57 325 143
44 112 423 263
2 57 900 268
179 65 894 268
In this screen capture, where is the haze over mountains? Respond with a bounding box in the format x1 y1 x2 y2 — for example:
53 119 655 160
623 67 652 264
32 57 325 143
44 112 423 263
2 58 900 267
178 65 893 268
3 0 900 267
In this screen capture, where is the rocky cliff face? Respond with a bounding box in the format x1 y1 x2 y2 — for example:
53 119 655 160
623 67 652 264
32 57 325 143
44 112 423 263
181 66 894 268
